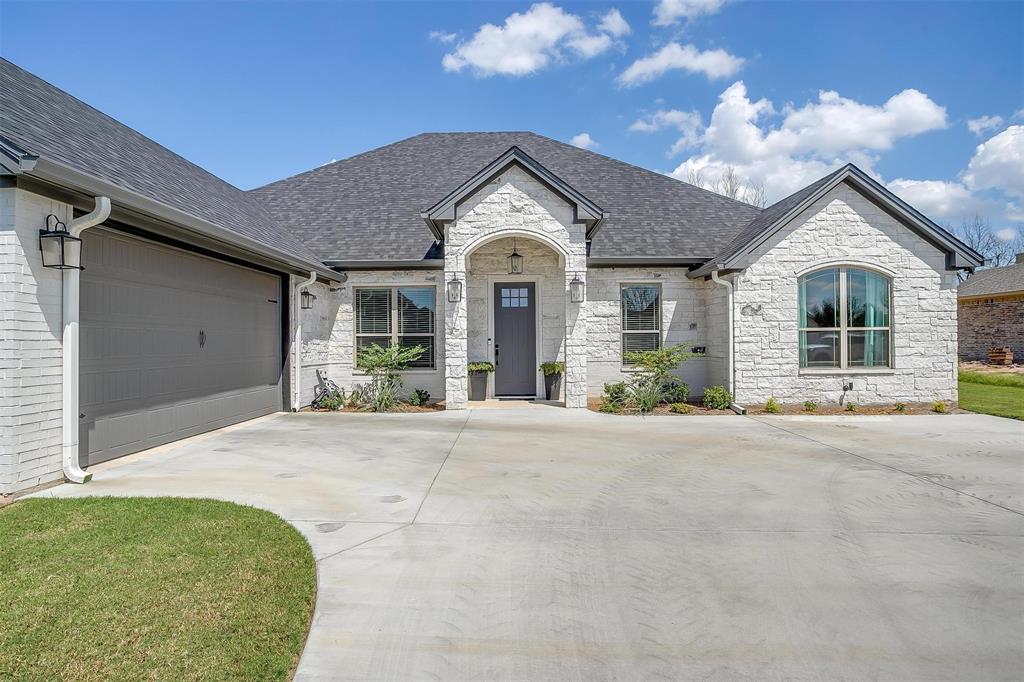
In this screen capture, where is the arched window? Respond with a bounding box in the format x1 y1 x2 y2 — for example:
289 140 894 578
798 266 891 369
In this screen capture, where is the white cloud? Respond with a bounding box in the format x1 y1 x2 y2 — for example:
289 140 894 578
598 8 631 37
618 43 744 86
666 81 949 202
1013 108 1024 120
967 115 1004 136
996 227 1017 241
653 0 728 26
570 132 598 149
429 30 457 44
629 109 703 155
441 3 617 77
963 126 1024 199
886 178 991 220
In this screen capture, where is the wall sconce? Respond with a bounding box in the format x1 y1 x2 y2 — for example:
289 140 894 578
446 275 463 302
300 289 316 310
507 237 524 274
39 214 83 270
569 273 585 302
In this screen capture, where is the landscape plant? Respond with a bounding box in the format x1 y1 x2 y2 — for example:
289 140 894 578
355 342 425 412
703 385 732 410
895 402 906 412
803 400 817 412
765 397 781 414
409 389 430 406
846 402 857 412
933 400 947 414
669 402 693 414
621 344 700 414
540 361 565 376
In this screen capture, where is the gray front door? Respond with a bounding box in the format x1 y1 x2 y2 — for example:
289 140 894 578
79 228 283 466
493 282 537 396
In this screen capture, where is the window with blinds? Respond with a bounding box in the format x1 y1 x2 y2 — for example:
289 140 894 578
621 284 661 362
355 286 436 369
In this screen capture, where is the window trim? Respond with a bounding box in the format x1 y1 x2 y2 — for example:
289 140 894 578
620 282 662 367
353 285 438 373
798 265 894 373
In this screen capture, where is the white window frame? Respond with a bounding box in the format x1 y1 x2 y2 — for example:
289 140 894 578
798 265 894 373
620 282 662 366
353 285 437 372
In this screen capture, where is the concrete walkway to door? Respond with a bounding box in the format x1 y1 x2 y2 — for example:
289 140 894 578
33 408 1024 680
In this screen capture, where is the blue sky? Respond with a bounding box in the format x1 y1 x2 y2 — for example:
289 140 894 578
2 1 1021 231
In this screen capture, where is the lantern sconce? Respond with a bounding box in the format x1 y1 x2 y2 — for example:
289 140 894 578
446 274 463 302
569 273 585 303
39 214 83 270
507 237 524 274
300 289 316 310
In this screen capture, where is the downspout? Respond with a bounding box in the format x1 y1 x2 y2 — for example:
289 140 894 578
63 196 112 483
710 270 745 415
293 272 316 411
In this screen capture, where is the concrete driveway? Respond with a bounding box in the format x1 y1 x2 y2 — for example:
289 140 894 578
37 409 1024 681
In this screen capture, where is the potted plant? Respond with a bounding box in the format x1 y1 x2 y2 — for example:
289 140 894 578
467 362 494 401
540 361 565 400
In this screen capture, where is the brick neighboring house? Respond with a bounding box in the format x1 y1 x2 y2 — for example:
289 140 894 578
957 254 1024 364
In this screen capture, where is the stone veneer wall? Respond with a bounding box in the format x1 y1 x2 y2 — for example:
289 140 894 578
586 267 715 397
444 165 587 408
732 184 959 405
957 296 1024 362
467 236 564 398
0 187 68 495
293 271 446 407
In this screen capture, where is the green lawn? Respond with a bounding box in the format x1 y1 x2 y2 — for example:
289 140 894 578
0 497 316 681
958 373 1024 420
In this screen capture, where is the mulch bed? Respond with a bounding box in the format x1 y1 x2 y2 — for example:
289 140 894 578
587 397 960 416
586 397 733 416
310 402 446 413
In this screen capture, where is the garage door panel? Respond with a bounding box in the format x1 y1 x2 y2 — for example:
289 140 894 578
80 228 283 466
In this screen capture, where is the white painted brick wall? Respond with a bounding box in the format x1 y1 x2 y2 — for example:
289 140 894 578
732 184 959 405
1 187 69 495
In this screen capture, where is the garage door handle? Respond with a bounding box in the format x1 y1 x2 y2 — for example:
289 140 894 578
199 330 206 349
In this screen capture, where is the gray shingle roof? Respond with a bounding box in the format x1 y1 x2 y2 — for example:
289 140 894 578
958 262 1024 298
250 132 763 262
0 58 323 269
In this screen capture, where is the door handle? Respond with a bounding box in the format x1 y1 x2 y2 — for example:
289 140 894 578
494 344 499 365
199 329 206 349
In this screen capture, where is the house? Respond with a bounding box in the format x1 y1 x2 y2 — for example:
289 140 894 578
957 255 1024 363
0 59 983 496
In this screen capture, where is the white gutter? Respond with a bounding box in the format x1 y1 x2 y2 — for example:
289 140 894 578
710 270 745 415
293 272 316 411
63 196 112 483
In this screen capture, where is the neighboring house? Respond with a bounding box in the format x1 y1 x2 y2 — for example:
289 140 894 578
0 59 983 495
957 255 1024 363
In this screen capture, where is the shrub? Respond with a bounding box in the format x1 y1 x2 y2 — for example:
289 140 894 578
623 344 700 379
662 380 690 404
346 385 365 408
317 395 342 411
623 344 697 410
764 397 781 414
599 400 623 414
628 374 663 414
539 361 565 376
600 381 628 413
933 400 947 414
467 361 495 373
356 342 425 412
803 400 817 412
409 389 430 406
894 402 906 412
845 402 857 412
703 385 732 410
669 402 693 414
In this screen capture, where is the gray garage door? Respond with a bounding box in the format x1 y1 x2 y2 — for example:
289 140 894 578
79 228 284 466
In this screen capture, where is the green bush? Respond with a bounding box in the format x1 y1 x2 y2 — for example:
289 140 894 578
845 402 857 412
764 397 781 414
933 400 947 414
317 395 342 411
628 374 663 414
356 343 425 412
895 402 906 412
669 402 693 414
703 385 732 410
662 380 690 404
409 389 430 406
623 344 700 378
539 361 565 376
600 381 628 413
468 361 494 373
803 400 817 412
599 400 623 414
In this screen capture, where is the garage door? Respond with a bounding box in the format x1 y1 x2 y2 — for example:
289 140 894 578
79 228 284 465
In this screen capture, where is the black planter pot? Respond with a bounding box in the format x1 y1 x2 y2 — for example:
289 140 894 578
544 373 563 401
469 372 489 401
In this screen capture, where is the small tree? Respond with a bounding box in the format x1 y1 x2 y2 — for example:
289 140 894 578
355 343 424 412
622 344 700 413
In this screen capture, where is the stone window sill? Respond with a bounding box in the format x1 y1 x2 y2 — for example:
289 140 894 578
798 369 896 376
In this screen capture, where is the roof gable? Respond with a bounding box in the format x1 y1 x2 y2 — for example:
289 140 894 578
690 164 985 278
422 146 605 240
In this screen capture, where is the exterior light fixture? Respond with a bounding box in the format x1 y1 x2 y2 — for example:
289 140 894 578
446 275 463 302
569 273 585 303
507 237 524 274
300 289 316 310
39 214 83 270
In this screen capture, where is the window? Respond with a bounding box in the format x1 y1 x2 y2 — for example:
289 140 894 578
355 287 436 369
500 287 529 308
798 267 891 370
621 284 661 362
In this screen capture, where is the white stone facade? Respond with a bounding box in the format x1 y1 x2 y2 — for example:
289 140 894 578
0 187 68 495
730 184 959 405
